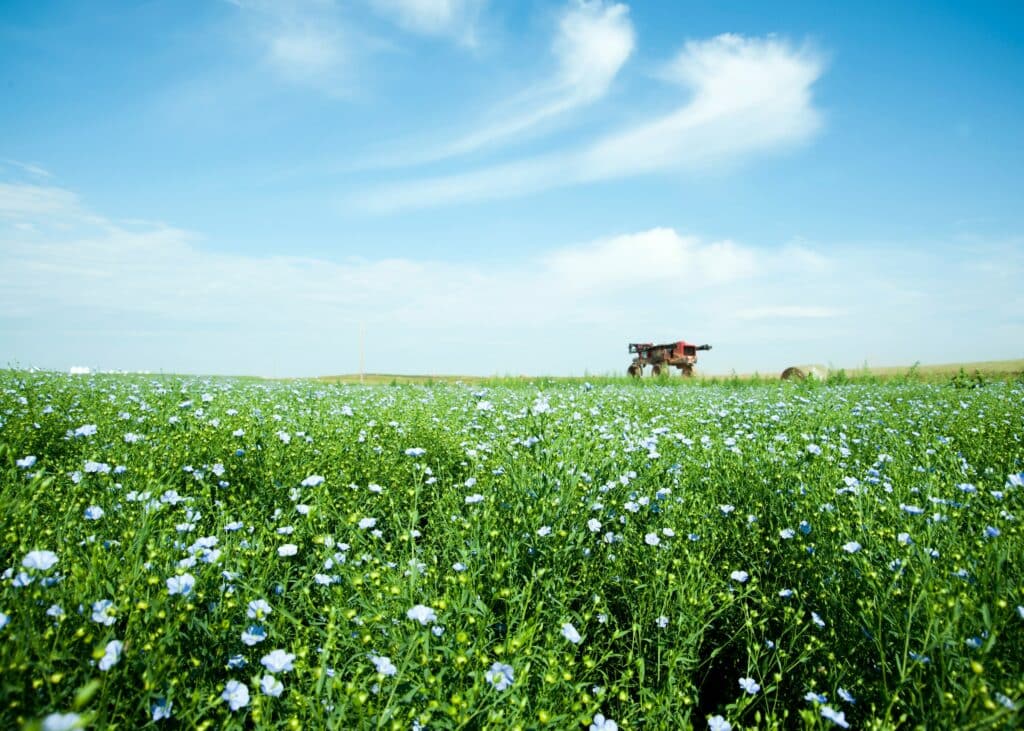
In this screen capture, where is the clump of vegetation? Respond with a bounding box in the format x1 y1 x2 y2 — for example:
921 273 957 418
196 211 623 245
1 371 1022 729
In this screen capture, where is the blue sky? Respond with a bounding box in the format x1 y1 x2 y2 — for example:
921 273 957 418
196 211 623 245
1 0 1022 377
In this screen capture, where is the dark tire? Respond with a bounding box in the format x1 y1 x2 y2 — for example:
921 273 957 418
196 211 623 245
628 364 641 378
652 364 662 376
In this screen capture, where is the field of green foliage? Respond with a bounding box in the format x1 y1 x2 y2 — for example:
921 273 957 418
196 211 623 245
1 371 1022 730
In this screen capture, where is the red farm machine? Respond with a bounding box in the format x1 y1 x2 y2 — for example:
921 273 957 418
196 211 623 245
628 340 712 377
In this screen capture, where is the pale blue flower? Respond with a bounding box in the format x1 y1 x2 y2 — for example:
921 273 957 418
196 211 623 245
260 674 284 697
98 640 123 671
837 687 855 704
247 599 272 619
241 625 267 646
730 570 749 583
820 706 850 728
277 544 298 557
842 541 861 553
261 649 295 673
405 447 426 457
23 550 59 571
370 654 397 676
300 475 324 487
91 599 116 626
42 712 83 731
645 532 660 546
738 676 760 694
16 456 36 468
166 574 195 596
151 698 173 721
707 716 732 731
485 661 514 690
590 713 618 731
84 506 104 520
407 604 437 625
561 622 582 644
221 679 250 711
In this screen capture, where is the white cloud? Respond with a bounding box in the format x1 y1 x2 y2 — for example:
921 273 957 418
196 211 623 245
737 306 843 320
355 33 823 210
369 0 485 45
228 0 354 94
362 0 634 166
544 227 756 291
2 180 1021 376
0 183 82 219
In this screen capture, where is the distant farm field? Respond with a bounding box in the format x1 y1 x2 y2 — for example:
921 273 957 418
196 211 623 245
316 358 1024 386
1 371 1022 729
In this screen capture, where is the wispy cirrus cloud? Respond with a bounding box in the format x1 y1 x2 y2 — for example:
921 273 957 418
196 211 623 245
227 0 356 95
368 0 486 45
354 33 824 210
359 0 635 168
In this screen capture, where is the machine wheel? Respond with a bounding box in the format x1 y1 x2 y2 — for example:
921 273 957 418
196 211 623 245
651 364 662 376
627 364 641 378
680 365 694 377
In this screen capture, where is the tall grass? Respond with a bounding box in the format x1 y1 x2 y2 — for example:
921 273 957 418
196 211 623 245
0 371 1022 729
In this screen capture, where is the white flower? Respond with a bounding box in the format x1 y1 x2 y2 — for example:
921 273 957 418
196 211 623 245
587 518 602 533
84 506 104 520
98 640 123 671
842 541 862 553
485 661 514 691
730 570 749 583
260 674 284 697
16 456 36 468
738 676 760 694
656 615 669 629
811 611 826 628
465 494 484 504
277 544 298 557
590 713 618 731
166 573 195 596
261 649 296 673
405 447 426 457
719 504 735 514
806 444 822 455
897 532 912 545
358 517 377 530
476 400 493 411
837 687 855 704
300 475 324 487
452 562 467 572
22 550 59 571
247 599 272 619
644 532 660 546
561 622 582 644
371 654 397 676
537 526 552 537
407 604 438 625
221 679 250 711
780 528 795 539
74 424 97 437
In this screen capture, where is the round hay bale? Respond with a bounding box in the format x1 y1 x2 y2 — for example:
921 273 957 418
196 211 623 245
781 366 806 380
